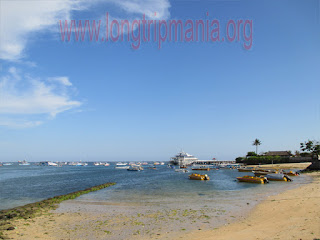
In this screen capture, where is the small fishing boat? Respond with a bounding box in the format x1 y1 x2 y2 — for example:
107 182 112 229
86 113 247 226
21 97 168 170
76 162 88 166
116 162 128 166
253 169 280 176
175 169 189 173
19 160 30 166
265 173 292 181
192 165 210 171
115 166 130 169
127 166 141 171
237 167 256 172
2 163 12 166
189 173 210 180
237 175 268 184
282 170 299 176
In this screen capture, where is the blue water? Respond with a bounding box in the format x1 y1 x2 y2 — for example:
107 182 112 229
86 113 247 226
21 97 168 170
0 163 310 211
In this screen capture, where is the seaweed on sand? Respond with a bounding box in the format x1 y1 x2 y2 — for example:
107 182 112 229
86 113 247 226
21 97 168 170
0 182 116 239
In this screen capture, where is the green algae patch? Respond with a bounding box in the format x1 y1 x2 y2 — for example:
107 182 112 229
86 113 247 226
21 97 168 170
0 182 116 239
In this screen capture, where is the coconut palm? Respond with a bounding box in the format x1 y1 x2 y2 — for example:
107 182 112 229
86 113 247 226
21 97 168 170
252 139 261 155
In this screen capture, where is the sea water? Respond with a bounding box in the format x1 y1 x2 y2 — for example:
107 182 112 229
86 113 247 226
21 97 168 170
0 163 311 211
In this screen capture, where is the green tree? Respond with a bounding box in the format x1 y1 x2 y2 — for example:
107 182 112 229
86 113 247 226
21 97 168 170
252 139 261 155
300 140 320 159
246 151 257 157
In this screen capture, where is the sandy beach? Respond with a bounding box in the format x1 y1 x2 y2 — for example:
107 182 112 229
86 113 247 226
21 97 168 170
4 166 320 240
176 171 320 240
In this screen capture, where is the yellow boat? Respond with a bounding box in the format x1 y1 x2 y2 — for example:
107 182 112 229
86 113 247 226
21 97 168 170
253 169 280 176
237 167 256 172
189 173 210 180
237 175 268 184
283 171 299 176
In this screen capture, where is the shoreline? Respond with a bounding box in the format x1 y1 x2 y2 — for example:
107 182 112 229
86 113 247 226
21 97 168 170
175 171 320 240
3 165 319 239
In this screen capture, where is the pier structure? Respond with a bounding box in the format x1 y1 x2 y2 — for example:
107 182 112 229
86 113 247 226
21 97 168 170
194 160 236 165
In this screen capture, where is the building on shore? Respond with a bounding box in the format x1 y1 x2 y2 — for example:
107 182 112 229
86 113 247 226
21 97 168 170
194 159 236 165
264 151 292 157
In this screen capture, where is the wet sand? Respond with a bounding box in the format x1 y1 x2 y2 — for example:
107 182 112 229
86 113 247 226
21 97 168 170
5 165 319 240
175 171 320 240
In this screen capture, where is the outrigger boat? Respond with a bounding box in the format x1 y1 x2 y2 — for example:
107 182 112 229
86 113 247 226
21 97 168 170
191 165 210 171
237 175 268 184
189 173 210 180
175 169 189 173
265 173 292 182
282 170 299 176
127 166 143 171
253 169 281 176
237 167 256 172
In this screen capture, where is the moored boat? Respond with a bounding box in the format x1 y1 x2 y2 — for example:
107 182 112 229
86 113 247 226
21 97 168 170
19 160 30 166
253 169 280 176
2 163 12 166
265 173 292 181
189 173 210 180
237 167 256 172
116 162 128 166
175 169 189 173
192 165 210 171
115 166 130 169
237 175 268 184
283 170 299 176
127 166 142 171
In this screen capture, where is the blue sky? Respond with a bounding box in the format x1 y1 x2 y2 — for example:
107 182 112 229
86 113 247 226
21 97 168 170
0 0 319 162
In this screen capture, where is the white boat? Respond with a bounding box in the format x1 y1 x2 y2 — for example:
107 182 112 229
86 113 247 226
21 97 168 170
104 163 110 166
19 160 30 166
170 151 198 166
116 162 128 166
3 163 12 166
115 166 130 169
160 162 165 165
48 162 58 166
40 161 58 166
76 162 88 166
175 169 189 173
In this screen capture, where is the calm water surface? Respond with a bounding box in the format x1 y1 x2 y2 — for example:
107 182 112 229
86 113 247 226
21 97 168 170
0 163 310 211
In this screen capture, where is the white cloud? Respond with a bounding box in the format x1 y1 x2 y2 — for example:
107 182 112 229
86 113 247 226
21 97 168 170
48 77 72 86
0 119 43 129
0 0 87 60
0 67 81 128
0 0 170 60
110 0 170 19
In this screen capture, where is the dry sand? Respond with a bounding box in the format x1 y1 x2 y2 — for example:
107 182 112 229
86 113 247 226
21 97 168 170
5 166 320 240
251 162 312 170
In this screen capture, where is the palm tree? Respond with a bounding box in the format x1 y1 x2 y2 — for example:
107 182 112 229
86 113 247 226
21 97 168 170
252 139 261 155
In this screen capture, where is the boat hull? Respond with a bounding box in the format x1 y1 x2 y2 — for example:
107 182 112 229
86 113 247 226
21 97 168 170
189 173 210 180
265 174 292 182
237 175 267 184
